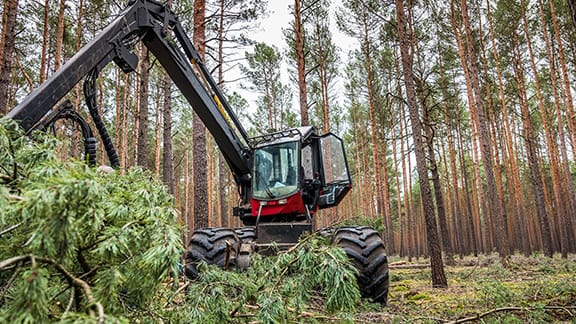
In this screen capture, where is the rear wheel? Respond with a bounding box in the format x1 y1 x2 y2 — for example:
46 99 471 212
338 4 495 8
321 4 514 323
184 227 240 278
332 226 389 304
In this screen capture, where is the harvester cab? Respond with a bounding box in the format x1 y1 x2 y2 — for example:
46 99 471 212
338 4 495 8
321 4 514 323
247 126 351 225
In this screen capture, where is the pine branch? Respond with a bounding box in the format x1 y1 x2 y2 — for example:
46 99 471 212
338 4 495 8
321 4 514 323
42 257 105 323
0 255 105 323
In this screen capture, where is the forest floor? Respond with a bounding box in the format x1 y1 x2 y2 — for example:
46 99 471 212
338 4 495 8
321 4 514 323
351 254 576 323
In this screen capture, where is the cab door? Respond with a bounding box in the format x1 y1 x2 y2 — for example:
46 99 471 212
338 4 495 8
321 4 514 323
318 133 352 209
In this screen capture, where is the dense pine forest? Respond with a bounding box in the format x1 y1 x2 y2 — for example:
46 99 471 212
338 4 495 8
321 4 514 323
1 0 576 322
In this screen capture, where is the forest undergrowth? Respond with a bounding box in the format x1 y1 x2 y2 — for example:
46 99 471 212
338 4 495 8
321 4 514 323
367 254 576 323
159 252 576 323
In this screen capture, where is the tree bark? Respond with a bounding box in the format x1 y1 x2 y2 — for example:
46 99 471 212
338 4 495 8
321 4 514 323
154 89 162 177
54 0 66 71
193 0 209 230
395 0 447 288
162 76 174 195
294 0 309 126
119 74 130 173
0 0 18 115
423 104 454 265
40 0 49 83
216 0 229 227
137 47 150 169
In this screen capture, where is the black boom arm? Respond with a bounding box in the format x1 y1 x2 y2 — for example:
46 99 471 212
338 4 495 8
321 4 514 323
7 0 252 196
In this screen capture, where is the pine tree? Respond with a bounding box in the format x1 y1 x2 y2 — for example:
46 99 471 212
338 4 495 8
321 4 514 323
241 43 288 132
395 0 447 287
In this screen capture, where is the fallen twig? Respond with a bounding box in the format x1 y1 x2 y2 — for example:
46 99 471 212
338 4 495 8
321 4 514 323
390 264 430 269
447 306 576 324
0 223 21 237
461 259 479 280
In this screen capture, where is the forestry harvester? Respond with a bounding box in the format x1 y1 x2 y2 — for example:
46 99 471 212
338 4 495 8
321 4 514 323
6 0 389 303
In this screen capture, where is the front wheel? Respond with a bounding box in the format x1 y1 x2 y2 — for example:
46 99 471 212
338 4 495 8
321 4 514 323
332 226 389 304
184 227 240 278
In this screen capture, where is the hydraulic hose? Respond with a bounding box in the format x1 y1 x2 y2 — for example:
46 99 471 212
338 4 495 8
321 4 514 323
83 68 120 168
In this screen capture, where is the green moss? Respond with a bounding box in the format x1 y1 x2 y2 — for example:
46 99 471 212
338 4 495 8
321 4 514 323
394 284 410 292
407 293 430 301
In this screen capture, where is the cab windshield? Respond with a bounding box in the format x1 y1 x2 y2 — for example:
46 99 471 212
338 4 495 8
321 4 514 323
253 141 299 199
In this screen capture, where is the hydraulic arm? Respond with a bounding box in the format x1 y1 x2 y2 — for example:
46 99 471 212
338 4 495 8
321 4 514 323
7 0 252 198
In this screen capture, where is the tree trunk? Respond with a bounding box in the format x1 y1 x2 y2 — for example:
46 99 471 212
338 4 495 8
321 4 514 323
154 89 162 177
54 0 66 71
137 47 150 168
395 0 447 288
0 0 18 115
119 74 130 173
402 105 415 261
193 0 209 230
424 107 454 265
414 47 454 263
294 0 309 126
40 0 49 83
217 0 228 227
162 76 174 195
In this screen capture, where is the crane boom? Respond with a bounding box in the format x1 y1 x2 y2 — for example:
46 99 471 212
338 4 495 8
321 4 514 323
7 0 252 193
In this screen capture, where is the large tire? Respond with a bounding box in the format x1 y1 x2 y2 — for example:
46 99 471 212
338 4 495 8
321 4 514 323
184 227 240 278
332 226 389 304
234 226 256 243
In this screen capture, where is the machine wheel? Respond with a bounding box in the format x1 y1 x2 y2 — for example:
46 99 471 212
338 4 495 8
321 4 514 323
332 226 389 304
184 227 240 278
234 226 256 243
